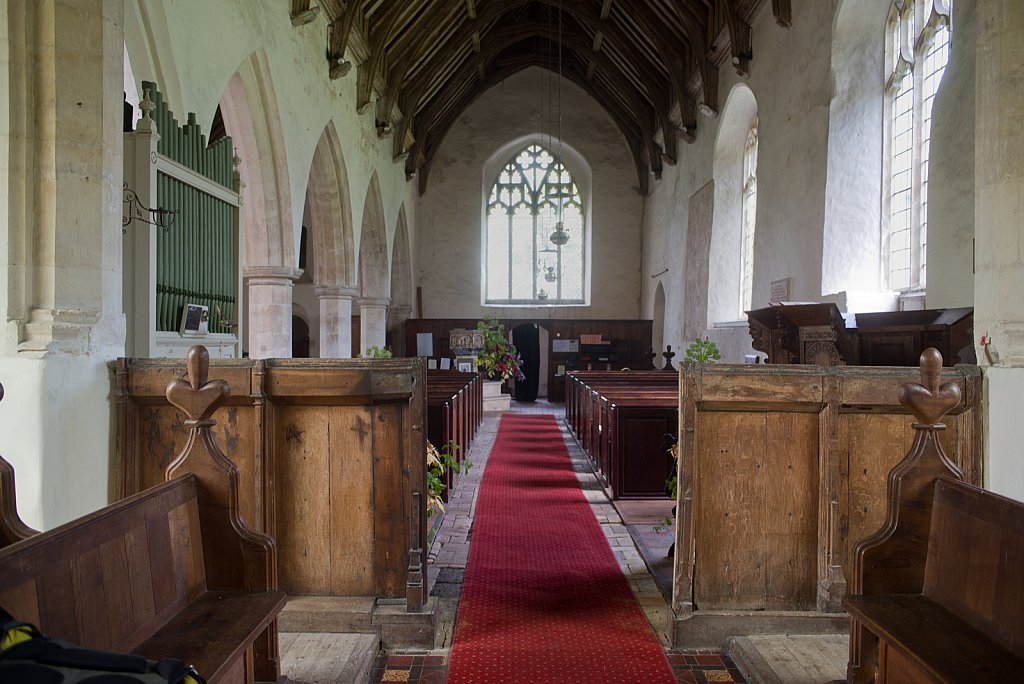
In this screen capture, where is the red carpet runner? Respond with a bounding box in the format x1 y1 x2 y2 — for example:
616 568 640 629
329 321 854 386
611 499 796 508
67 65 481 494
447 414 676 683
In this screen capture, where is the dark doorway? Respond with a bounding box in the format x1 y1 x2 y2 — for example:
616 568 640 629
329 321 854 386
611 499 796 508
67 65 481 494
292 315 310 358
512 323 540 402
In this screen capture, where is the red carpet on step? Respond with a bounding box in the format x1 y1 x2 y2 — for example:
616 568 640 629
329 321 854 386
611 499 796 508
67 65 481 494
447 414 675 683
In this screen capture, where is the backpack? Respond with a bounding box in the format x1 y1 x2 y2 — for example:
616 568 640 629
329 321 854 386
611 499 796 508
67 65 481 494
0 606 205 684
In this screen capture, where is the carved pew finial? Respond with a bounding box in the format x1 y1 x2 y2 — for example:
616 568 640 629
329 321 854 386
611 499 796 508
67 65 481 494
0 381 39 546
166 345 230 424
898 347 961 427
164 345 280 681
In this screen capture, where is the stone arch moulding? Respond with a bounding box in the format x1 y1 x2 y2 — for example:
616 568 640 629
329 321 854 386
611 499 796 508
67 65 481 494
305 121 356 289
707 83 758 327
358 172 390 301
218 50 299 359
390 205 413 310
388 205 414 355
357 172 390 352
124 0 184 123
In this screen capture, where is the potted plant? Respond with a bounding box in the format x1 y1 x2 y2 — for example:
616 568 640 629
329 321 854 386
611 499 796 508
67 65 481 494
475 316 525 383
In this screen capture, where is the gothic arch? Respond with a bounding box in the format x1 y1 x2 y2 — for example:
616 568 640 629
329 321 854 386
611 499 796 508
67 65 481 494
652 281 666 362
219 50 296 273
306 122 356 288
390 206 413 310
358 173 389 300
217 50 298 357
708 83 758 325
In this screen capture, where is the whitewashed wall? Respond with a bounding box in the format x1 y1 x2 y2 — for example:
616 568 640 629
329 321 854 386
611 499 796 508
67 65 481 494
415 67 644 321
643 0 837 362
927 0 976 309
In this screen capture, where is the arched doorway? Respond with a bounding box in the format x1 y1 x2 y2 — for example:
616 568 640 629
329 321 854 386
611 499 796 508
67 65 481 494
652 282 666 361
292 315 310 358
511 323 540 402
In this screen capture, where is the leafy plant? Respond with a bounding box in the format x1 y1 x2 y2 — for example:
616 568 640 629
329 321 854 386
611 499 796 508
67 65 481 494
655 441 680 534
684 336 721 363
426 440 469 518
364 345 393 359
475 316 525 382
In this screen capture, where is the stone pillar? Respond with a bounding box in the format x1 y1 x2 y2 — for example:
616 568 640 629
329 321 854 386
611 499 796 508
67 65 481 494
358 297 390 355
316 285 358 358
974 0 1024 500
0 0 126 529
245 266 301 359
387 304 412 357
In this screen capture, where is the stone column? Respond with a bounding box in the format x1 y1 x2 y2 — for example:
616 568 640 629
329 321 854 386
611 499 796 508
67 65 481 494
358 297 390 355
974 0 1024 500
387 304 413 357
0 0 126 529
245 266 301 359
316 285 358 358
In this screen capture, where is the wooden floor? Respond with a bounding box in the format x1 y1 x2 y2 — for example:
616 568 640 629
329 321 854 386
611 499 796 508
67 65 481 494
727 634 849 684
279 632 379 683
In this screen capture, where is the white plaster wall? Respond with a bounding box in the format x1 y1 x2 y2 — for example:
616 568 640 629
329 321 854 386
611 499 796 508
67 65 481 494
415 67 643 320
984 368 1024 503
642 0 835 362
0 357 115 529
821 0 888 297
927 0 976 309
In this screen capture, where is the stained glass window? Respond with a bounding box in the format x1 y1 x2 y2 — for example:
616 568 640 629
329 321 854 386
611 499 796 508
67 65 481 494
485 144 585 304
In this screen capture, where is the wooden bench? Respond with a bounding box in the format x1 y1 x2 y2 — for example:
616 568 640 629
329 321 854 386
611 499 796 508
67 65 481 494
565 371 678 498
844 348 1024 683
0 347 286 684
427 369 482 496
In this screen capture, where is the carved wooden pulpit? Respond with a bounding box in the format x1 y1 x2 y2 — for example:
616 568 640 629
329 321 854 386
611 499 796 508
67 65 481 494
747 303 856 365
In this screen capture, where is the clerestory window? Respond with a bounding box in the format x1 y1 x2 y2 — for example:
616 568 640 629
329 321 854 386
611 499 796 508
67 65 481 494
484 144 585 305
884 0 951 292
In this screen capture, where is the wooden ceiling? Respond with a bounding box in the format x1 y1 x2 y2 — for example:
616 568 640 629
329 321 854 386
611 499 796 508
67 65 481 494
290 0 792 195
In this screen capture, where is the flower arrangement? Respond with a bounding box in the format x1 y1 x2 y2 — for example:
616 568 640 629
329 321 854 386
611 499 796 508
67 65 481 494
475 316 525 382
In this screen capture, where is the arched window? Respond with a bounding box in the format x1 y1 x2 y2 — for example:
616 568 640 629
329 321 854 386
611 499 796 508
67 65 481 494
485 144 585 305
740 119 758 313
885 0 952 292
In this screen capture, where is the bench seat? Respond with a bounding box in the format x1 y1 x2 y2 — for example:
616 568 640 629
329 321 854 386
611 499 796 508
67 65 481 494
845 593 1024 683
134 589 286 682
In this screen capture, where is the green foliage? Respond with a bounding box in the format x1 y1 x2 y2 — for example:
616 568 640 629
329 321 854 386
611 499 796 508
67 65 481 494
655 442 679 534
475 316 524 382
684 336 721 363
364 345 393 359
426 440 469 518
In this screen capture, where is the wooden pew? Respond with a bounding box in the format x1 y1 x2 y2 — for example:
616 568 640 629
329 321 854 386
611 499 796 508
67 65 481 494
0 454 36 546
0 347 286 683
844 348 1024 683
564 371 678 498
426 369 482 496
0 383 38 546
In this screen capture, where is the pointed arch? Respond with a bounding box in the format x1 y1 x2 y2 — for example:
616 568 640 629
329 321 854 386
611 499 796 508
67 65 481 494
218 50 298 358
357 173 389 300
219 50 296 272
652 281 667 363
390 206 413 310
708 83 758 325
306 122 356 288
